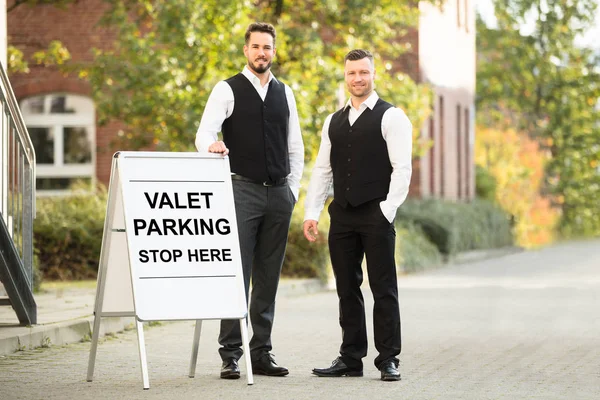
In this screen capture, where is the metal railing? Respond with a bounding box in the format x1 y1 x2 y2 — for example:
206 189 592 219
0 60 37 325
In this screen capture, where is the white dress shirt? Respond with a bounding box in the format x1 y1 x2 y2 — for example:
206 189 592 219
304 91 412 223
195 66 304 201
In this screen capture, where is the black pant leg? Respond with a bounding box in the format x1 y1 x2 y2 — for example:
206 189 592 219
360 201 401 369
328 201 367 369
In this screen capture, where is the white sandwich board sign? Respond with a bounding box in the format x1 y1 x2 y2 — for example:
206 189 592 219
86 151 252 389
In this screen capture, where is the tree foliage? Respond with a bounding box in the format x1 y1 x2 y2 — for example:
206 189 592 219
477 0 600 237
81 0 433 158
475 124 560 248
7 0 74 73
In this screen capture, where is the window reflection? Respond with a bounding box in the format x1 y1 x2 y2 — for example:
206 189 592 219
29 127 54 164
28 97 44 114
63 127 91 164
50 96 75 114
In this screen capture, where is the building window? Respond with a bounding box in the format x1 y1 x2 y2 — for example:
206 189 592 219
457 104 462 199
428 117 435 196
465 108 470 198
439 96 445 198
20 94 96 194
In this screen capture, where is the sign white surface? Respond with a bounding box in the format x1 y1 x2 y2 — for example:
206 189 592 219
116 152 246 321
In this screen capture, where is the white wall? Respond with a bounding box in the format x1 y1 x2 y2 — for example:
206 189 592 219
418 0 476 200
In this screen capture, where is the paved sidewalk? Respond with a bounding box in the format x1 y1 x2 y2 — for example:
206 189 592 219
0 240 598 399
0 246 519 357
0 278 327 356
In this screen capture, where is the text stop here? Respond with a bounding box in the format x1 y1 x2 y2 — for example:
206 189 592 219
133 191 235 264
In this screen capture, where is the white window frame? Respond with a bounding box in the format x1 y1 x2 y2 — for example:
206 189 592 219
21 93 96 196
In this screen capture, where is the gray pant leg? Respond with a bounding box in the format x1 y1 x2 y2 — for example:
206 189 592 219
218 181 262 361
249 185 294 359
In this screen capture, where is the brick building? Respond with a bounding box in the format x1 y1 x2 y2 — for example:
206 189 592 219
7 0 119 194
7 0 475 200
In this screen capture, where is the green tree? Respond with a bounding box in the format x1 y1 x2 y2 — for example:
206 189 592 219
477 0 600 237
82 0 433 158
7 0 74 73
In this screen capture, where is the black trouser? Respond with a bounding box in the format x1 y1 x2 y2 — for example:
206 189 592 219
328 198 401 370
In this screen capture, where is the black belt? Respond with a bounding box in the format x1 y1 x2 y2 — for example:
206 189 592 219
231 174 287 187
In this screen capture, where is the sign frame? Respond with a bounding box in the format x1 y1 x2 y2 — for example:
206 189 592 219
86 151 253 389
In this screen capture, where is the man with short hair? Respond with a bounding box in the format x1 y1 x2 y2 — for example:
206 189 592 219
303 49 412 382
196 22 304 379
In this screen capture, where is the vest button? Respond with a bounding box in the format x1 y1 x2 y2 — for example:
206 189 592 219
346 187 350 191
349 129 353 133
347 173 351 177
348 144 351 148
347 158 351 162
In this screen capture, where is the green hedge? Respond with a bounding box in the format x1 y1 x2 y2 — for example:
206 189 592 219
283 199 444 279
281 198 330 281
34 186 107 280
32 184 331 282
32 187 513 282
397 198 514 256
475 165 497 202
395 221 442 273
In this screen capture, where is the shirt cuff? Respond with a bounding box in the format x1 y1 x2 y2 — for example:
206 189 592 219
290 185 299 202
303 209 322 222
379 201 396 224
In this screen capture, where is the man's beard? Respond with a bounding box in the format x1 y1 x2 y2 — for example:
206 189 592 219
348 84 372 98
249 59 272 74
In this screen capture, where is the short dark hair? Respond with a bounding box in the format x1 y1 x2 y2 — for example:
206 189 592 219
344 49 374 64
245 22 277 45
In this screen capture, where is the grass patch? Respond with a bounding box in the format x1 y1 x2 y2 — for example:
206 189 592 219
40 279 97 291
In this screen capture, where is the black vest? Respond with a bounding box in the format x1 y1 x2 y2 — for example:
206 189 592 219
329 98 394 207
222 73 290 182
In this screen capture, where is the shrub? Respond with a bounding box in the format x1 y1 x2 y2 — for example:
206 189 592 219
475 165 497 201
282 196 330 282
397 198 514 256
395 221 442 273
32 252 42 292
34 185 107 280
33 181 331 282
32 182 511 282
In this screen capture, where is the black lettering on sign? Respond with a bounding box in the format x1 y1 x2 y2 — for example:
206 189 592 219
133 218 230 236
187 248 234 262
143 192 214 209
134 219 146 235
139 249 149 263
137 249 183 263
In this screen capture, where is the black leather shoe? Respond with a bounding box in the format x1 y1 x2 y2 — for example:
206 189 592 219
252 353 289 376
312 357 363 377
380 360 401 381
220 358 240 379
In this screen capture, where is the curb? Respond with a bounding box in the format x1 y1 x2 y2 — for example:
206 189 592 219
0 316 134 357
0 279 328 357
449 246 524 265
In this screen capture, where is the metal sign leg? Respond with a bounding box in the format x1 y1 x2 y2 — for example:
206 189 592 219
188 320 203 378
240 317 254 385
136 320 150 390
86 313 103 382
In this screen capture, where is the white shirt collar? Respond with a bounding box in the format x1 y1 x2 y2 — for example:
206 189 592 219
242 66 277 87
343 91 379 111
